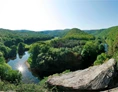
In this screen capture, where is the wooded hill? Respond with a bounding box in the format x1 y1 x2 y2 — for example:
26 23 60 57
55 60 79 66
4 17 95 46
0 28 53 47
63 28 95 40
0 26 118 91
86 26 118 55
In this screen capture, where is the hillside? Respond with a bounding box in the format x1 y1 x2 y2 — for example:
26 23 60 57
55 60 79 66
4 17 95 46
96 26 118 40
92 26 118 55
40 29 70 37
0 27 115 91
84 26 118 41
0 28 53 47
63 28 95 40
84 29 105 36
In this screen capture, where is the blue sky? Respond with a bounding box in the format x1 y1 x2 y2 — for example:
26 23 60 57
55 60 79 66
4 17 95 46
0 0 118 31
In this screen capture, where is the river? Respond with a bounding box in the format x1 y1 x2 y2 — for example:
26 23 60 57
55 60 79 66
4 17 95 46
104 43 108 52
7 51 39 84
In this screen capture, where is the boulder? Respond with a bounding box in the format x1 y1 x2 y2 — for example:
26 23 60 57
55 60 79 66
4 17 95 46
47 59 116 91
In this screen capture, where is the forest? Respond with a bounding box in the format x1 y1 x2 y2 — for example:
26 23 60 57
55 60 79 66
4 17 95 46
0 26 118 91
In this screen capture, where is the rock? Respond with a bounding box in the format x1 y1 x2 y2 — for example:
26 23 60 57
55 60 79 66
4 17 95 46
46 58 116 91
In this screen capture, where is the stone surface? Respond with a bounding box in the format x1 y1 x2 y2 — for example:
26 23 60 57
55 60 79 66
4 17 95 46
47 58 116 91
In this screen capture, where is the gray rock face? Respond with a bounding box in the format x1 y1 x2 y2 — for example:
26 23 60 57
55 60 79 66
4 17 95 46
47 59 116 91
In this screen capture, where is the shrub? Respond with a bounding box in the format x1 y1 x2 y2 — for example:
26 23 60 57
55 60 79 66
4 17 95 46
94 53 109 65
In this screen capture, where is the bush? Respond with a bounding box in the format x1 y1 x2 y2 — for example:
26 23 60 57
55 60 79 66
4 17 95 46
81 41 105 68
0 81 48 92
18 42 25 55
29 43 82 76
0 54 22 83
94 53 109 65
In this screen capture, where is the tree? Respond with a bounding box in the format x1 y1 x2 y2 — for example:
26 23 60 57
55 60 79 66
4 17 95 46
0 45 11 59
0 53 22 83
29 43 82 76
18 42 25 55
81 41 105 68
5 70 22 83
9 45 17 58
94 53 109 65
0 52 5 64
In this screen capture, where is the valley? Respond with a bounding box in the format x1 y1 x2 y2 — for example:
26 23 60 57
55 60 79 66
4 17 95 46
0 26 118 91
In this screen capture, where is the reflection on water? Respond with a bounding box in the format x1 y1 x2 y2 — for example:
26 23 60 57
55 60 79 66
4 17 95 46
7 51 39 84
18 65 24 72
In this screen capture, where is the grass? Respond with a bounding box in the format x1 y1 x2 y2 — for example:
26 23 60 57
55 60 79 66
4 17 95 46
0 77 49 92
0 82 48 92
0 69 71 92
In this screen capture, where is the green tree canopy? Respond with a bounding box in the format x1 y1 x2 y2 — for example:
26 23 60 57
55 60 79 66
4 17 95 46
18 42 25 55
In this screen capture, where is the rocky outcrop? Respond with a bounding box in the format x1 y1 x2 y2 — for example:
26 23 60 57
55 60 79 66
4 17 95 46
47 59 116 91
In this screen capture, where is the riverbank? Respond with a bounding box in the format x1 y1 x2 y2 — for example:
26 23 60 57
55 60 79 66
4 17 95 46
25 61 30 68
8 51 39 83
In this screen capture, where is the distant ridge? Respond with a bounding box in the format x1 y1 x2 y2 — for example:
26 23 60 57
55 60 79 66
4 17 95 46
64 28 95 40
15 30 33 32
83 29 105 36
95 26 118 39
40 29 70 37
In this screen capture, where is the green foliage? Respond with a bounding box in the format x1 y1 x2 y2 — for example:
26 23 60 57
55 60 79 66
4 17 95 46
39 77 48 86
0 44 11 58
0 27 115 91
81 41 105 68
0 55 5 64
85 29 105 36
0 44 18 58
50 38 86 48
64 28 95 40
9 45 17 58
40 29 70 37
0 53 22 83
27 56 32 65
0 81 48 92
29 43 45 64
0 51 3 57
29 42 82 76
25 44 30 51
29 37 105 76
0 75 58 91
0 28 53 48
95 26 118 39
18 42 25 55
62 69 70 74
92 26 118 56
94 53 109 65
5 70 22 83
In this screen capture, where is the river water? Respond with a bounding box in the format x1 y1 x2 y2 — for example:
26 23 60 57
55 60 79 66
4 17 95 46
7 51 39 84
104 43 108 52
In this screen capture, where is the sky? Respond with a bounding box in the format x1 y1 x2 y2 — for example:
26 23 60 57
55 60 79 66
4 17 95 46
0 0 118 31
